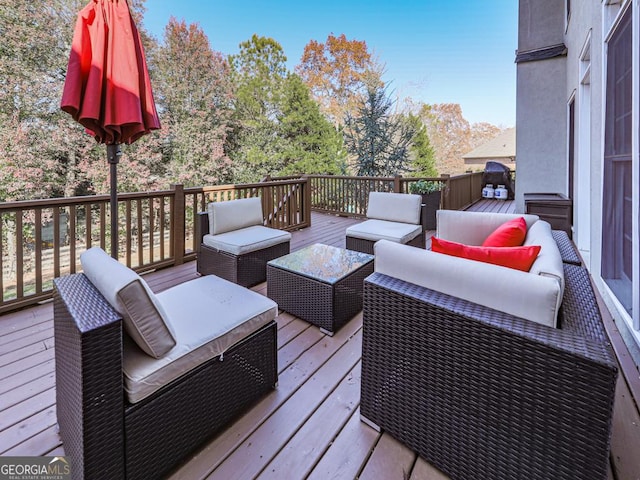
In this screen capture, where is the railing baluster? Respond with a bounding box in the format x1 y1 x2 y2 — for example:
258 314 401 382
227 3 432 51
100 202 106 250
85 203 92 249
191 193 198 253
35 208 42 294
126 200 132 267
160 197 166 260
69 205 76 274
149 198 155 265
169 193 175 259
137 199 143 267
16 212 23 298
53 207 60 279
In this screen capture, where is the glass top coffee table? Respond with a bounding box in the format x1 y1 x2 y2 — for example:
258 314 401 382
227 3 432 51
266 243 374 335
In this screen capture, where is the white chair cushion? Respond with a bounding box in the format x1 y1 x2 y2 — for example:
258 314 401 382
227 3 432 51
203 225 291 255
80 247 176 358
437 210 540 245
374 240 562 328
346 219 422 244
123 275 278 403
208 197 264 235
367 192 422 225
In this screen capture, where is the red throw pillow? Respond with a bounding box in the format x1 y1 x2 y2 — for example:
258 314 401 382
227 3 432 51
432 237 541 272
482 217 527 247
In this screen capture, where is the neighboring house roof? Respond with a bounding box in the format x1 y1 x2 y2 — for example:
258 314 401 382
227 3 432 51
463 127 516 163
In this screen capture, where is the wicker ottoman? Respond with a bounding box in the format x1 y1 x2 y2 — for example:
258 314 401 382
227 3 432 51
267 243 374 335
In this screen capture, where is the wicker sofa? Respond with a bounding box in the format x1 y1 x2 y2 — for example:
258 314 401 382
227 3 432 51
360 211 618 480
54 248 278 480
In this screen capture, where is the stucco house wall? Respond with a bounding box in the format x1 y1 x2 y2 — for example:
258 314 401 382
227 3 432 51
517 0 640 361
515 0 568 213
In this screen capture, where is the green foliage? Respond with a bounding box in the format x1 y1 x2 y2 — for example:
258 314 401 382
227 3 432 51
277 74 346 175
229 37 346 182
408 180 443 194
343 85 416 177
154 18 234 187
405 113 437 177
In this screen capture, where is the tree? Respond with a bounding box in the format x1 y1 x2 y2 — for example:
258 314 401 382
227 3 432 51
154 17 234 187
227 35 289 182
229 36 346 181
418 103 504 175
230 34 288 122
296 33 382 126
277 74 346 175
405 113 437 177
343 85 415 177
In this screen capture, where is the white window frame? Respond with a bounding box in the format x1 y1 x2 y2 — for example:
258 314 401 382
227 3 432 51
601 0 639 338
575 32 592 266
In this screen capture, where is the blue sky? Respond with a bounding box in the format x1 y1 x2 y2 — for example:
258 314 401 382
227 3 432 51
142 0 517 127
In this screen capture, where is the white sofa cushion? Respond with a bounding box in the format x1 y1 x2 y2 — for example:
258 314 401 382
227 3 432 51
203 225 291 255
346 219 422 244
208 197 264 235
80 247 176 358
374 240 562 328
437 210 539 245
123 275 278 403
367 192 422 225
524 220 565 312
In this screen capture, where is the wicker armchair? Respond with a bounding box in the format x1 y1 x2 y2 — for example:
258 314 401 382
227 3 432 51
54 263 278 480
345 192 426 254
360 235 618 480
196 197 291 287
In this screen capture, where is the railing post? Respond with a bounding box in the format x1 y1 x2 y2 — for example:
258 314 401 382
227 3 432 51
394 174 402 193
441 174 451 210
171 184 185 266
302 175 312 227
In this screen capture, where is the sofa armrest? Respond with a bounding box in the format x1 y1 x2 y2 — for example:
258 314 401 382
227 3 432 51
196 211 209 253
361 271 617 480
53 274 125 480
374 239 561 327
436 210 539 245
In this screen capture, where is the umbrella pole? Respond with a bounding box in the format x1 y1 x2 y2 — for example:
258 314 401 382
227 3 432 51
107 144 122 259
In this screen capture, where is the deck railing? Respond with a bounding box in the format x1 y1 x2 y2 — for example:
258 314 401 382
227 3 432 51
0 172 482 314
306 172 484 216
0 178 310 314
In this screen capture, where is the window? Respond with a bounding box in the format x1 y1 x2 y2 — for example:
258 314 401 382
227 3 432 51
602 7 633 315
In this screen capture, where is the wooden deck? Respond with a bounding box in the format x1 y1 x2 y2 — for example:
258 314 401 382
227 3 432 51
1 207 639 479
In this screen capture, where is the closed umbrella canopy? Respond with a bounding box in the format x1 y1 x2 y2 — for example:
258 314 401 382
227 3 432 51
62 0 159 144
61 0 160 257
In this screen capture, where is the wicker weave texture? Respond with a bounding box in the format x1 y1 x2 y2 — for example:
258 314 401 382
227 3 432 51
267 259 373 333
54 275 125 480
125 322 277 479
54 273 278 480
197 241 290 287
552 229 583 265
361 269 617 480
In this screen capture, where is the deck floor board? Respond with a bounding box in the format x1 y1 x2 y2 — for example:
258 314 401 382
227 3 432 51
0 208 638 479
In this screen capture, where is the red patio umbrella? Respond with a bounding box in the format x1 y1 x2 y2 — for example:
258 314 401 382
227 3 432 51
61 0 160 258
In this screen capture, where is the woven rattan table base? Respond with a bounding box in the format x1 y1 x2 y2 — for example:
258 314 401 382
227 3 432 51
267 250 373 334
